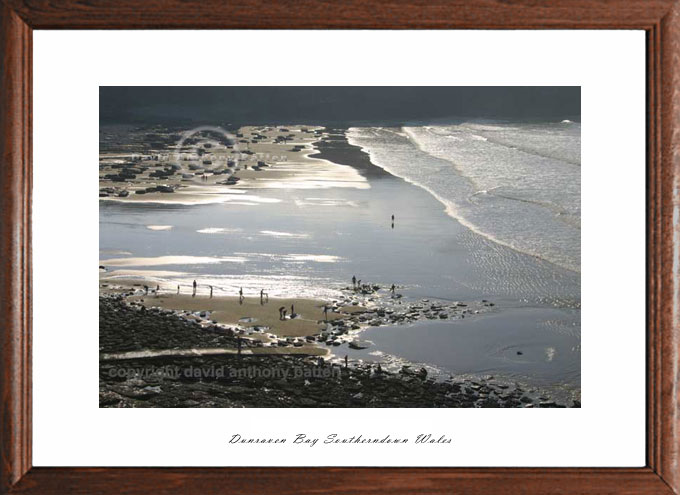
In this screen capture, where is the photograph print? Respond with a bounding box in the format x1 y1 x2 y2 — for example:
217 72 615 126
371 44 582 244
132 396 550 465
98 87 581 409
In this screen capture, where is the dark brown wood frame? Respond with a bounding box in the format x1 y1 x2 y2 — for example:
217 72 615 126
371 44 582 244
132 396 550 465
0 1 678 493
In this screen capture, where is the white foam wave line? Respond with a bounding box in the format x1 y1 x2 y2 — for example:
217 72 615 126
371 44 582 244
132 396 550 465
347 127 578 274
400 127 474 185
470 133 581 167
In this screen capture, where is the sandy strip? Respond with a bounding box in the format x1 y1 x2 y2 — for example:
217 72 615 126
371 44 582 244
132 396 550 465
100 255 247 267
99 126 368 206
100 345 327 361
130 294 345 337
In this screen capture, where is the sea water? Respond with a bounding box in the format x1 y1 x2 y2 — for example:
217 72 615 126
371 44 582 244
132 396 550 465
347 122 581 273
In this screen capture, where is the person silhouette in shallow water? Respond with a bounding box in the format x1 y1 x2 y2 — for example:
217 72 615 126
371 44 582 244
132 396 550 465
192 280 197 297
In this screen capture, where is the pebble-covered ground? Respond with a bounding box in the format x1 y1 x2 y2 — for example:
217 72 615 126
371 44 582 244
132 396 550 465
100 354 567 408
100 295 250 353
99 296 576 408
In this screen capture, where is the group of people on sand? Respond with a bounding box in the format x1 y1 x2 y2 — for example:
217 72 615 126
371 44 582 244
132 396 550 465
141 277 398 326
143 284 161 296
238 287 271 305
278 304 297 321
154 280 205 297
277 303 331 322
351 275 398 295
155 281 273 305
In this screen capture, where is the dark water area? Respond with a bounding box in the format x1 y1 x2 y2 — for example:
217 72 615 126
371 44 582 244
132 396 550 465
337 307 580 387
100 87 581 127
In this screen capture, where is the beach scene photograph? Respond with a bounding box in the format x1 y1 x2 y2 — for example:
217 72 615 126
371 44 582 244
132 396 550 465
99 87 581 408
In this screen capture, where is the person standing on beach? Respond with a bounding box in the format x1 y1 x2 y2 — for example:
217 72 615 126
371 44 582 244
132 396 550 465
290 304 295 317
352 275 356 289
177 284 180 295
156 284 160 297
210 285 213 298
192 280 197 297
144 285 149 295
323 305 329 321
391 284 396 295
260 289 265 304
279 306 285 320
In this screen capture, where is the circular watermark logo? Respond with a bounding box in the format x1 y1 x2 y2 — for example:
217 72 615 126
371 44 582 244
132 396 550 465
171 125 240 175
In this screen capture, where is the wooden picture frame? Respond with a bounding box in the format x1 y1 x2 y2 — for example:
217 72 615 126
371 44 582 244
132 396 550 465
1 1 678 493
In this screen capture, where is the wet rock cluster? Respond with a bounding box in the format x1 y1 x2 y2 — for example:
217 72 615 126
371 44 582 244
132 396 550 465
134 184 177 194
101 163 149 183
312 290 495 347
99 187 130 198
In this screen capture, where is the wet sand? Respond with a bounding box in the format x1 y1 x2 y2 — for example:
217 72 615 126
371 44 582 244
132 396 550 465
99 125 368 205
130 293 345 337
312 128 391 178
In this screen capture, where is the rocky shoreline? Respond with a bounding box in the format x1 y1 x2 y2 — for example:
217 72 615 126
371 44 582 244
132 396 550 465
101 353 572 408
306 285 494 349
100 295 253 353
99 295 575 408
